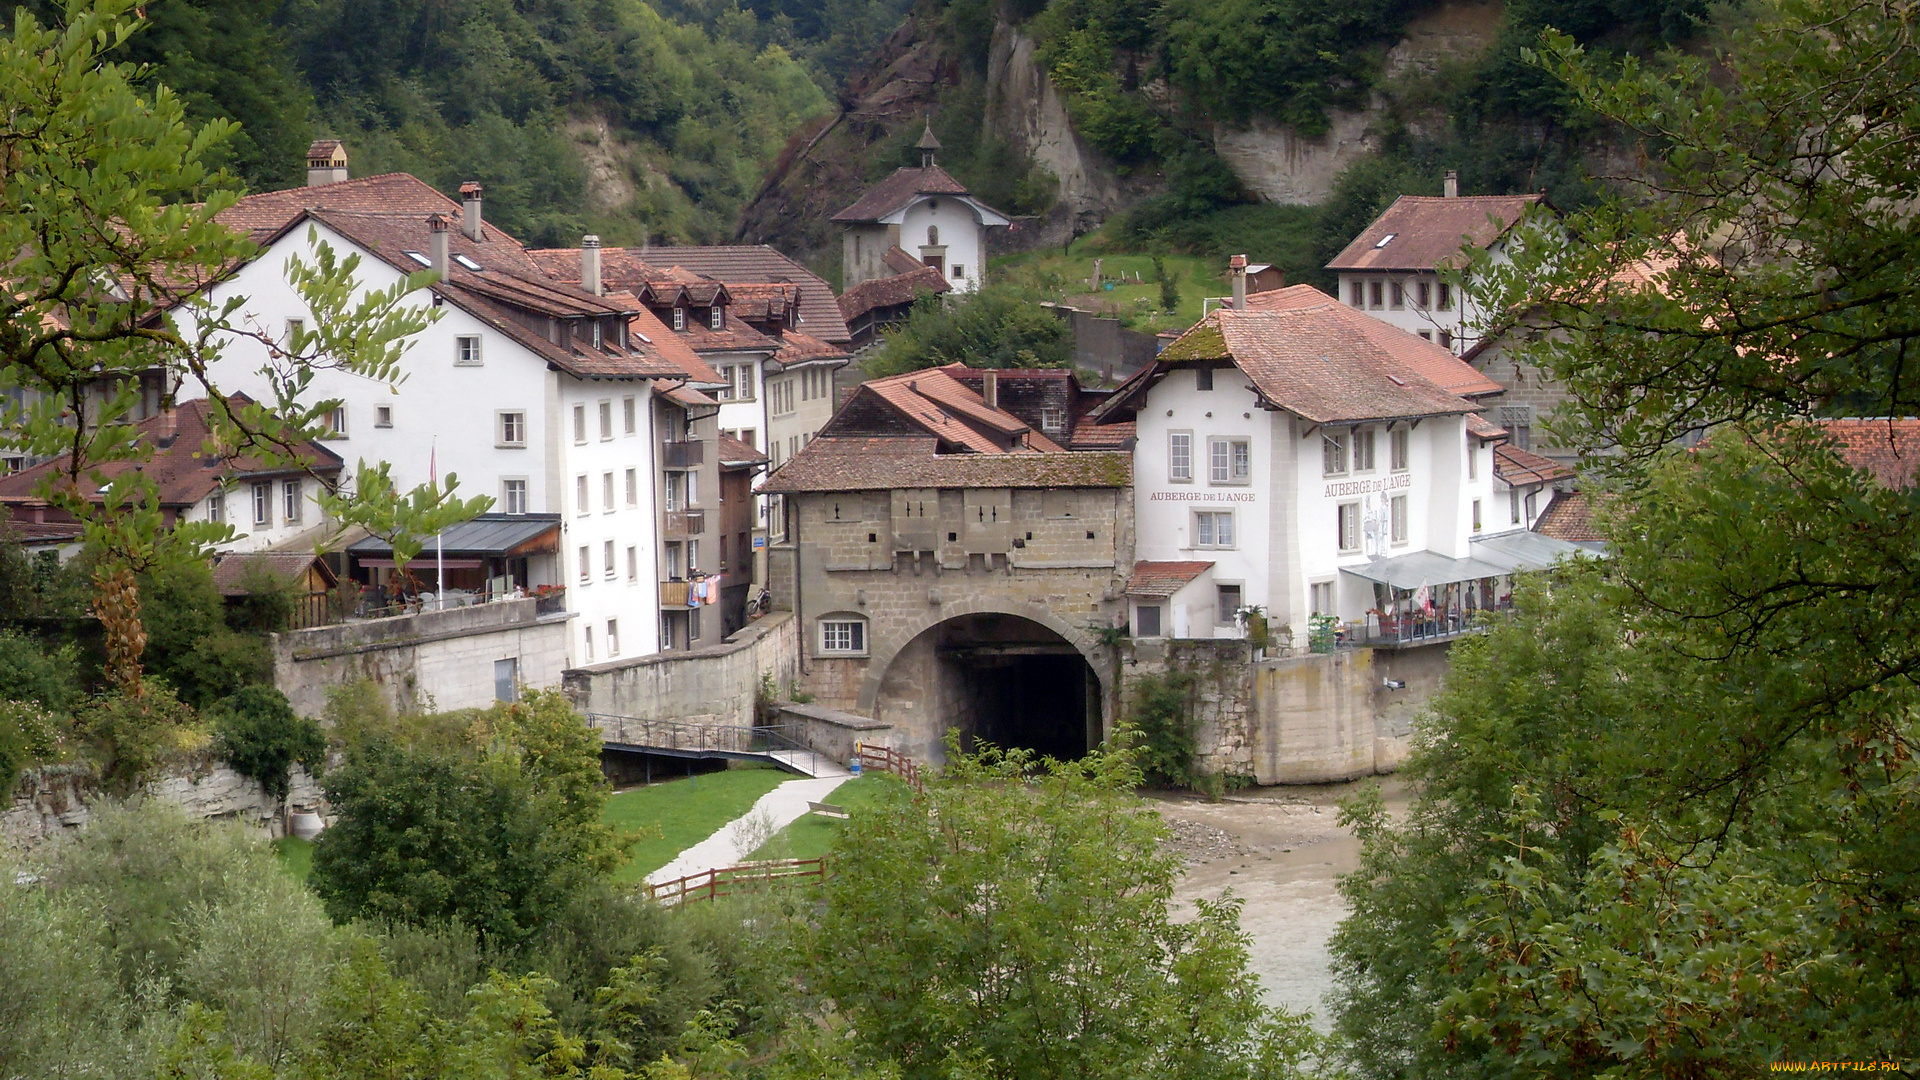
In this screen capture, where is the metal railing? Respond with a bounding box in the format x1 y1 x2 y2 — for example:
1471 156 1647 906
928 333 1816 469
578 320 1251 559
589 715 828 776
661 440 705 468
645 857 828 905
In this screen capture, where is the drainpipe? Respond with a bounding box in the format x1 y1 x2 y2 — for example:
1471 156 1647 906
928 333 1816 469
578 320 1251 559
792 495 807 677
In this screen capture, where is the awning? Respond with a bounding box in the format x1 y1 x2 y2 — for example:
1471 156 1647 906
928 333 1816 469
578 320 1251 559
1470 529 1589 572
1341 549 1513 591
347 514 560 558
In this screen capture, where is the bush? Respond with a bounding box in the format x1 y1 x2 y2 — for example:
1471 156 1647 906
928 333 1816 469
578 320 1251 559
209 685 326 802
864 284 1074 376
0 699 70 798
1125 671 1196 788
0 628 84 714
77 681 208 795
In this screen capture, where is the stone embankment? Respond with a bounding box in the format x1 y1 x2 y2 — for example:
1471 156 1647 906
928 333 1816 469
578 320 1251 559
3 759 324 848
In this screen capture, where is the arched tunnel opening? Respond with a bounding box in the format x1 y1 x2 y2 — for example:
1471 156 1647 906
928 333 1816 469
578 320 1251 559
876 612 1101 761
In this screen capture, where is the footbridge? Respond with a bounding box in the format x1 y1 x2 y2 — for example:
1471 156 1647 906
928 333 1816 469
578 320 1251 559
587 714 846 778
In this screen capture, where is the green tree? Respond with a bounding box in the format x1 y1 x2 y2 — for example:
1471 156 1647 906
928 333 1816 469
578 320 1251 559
806 739 1316 1080
209 684 326 803
864 285 1074 376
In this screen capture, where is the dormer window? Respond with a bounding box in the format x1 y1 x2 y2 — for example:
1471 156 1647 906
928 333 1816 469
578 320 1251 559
673 307 687 332
709 306 724 330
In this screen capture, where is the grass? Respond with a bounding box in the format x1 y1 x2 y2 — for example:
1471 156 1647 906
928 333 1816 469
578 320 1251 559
991 250 1225 334
272 836 314 882
745 774 901 863
602 764 790 882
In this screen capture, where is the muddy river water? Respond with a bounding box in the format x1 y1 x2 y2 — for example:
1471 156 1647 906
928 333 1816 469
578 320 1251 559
1154 776 1411 1028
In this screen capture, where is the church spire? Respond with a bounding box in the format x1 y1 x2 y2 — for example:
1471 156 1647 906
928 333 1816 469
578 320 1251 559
917 118 942 169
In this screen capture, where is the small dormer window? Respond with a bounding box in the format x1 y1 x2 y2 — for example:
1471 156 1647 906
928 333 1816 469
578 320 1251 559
709 306 723 330
673 307 686 332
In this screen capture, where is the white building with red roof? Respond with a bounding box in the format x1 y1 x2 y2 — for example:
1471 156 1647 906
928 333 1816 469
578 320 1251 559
832 124 1009 297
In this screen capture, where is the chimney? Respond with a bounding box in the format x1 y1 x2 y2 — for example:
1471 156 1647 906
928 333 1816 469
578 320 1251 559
306 139 348 187
581 235 602 296
427 214 451 279
459 182 484 241
1229 253 1247 310
1444 170 1459 198
982 370 999 410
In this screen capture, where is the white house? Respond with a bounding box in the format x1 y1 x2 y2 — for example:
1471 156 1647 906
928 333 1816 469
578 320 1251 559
1325 172 1544 356
832 125 1008 297
1090 283 1552 650
180 147 695 664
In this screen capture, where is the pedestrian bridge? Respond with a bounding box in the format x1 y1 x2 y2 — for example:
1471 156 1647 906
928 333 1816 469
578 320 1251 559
587 713 847 778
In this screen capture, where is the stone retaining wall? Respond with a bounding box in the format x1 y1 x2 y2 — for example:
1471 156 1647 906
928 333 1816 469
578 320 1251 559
562 612 799 726
3 760 325 848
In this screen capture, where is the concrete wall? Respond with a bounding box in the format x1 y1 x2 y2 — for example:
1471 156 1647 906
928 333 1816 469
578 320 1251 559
273 597 570 718
769 702 892 766
562 611 799 726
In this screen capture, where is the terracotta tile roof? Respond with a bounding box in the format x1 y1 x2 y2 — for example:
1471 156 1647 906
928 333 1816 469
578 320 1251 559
838 261 950 323
1126 560 1214 597
0 396 341 513
1069 418 1135 449
665 384 720 409
769 330 850 371
1112 295 1483 426
717 434 769 467
643 245 851 343
883 245 930 274
1245 285 1504 397
1494 443 1574 485
1532 490 1606 543
0 517 83 544
1327 194 1545 272
210 550 336 595
832 166 973 223
1467 412 1509 439
217 173 474 245
849 368 1070 453
1816 417 1920 489
675 316 778 355
626 306 722 383
726 282 801 324
859 375 1011 454
761 437 1131 493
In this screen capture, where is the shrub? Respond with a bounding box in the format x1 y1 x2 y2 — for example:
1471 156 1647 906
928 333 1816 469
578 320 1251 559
209 685 326 802
1125 671 1196 788
0 699 70 798
0 628 84 714
77 680 208 795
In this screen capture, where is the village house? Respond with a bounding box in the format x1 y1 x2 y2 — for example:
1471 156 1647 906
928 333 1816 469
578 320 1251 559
177 141 715 663
833 124 1008 300
760 365 1132 763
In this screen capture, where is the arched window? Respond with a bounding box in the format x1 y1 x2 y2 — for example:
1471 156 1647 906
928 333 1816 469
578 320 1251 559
926 224 939 246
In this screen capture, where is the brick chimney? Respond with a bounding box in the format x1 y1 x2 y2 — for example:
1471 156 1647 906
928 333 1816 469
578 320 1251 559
1444 170 1459 198
306 140 348 186
581 235 602 297
1229 253 1247 310
427 213 451 279
459 182 484 241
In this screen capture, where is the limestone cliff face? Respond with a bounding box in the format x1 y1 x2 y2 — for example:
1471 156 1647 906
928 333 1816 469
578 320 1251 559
983 24 1123 228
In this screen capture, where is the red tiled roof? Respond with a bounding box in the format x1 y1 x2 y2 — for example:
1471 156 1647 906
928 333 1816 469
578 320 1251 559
727 282 801 324
1494 443 1574 485
0 396 341 512
626 305 721 384
760 437 1130 493
1327 194 1545 272
210 550 336 595
1816 417 1920 489
643 245 852 343
0 517 83 544
832 166 973 223
1246 285 1504 397
717 434 769 468
1126 561 1214 597
838 261 950 323
218 173 474 245
1467 413 1509 439
1533 490 1606 543
883 245 930 274
852 368 1070 453
1069 418 1135 449
770 330 850 370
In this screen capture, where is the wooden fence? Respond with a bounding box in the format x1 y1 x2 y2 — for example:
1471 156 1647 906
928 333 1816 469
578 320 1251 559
855 742 924 792
644 857 829 905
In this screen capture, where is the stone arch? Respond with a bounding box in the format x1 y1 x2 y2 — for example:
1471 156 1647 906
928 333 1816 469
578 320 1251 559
857 597 1107 713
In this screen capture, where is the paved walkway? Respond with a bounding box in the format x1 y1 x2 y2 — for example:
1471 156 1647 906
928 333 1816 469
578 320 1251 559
644 773 852 886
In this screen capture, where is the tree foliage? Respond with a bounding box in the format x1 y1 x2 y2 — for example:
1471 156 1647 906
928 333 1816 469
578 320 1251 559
806 739 1316 1079
864 285 1074 376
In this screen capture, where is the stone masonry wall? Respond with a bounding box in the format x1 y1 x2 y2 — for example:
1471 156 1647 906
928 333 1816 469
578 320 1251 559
3 760 325 848
1120 637 1260 779
562 612 799 726
273 598 570 718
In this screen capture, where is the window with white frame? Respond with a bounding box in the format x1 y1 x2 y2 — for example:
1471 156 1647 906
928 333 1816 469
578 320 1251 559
624 468 637 507
1337 502 1361 552
623 396 636 434
665 472 681 511
1348 280 1364 306
1217 584 1242 625
673 307 686 331
626 546 638 581
1368 281 1384 309
709 306 724 330
207 490 225 524
603 540 615 579
572 404 586 444
1472 498 1483 532
503 478 528 515
283 480 302 523
686 470 699 507
1353 428 1376 471
599 400 613 440
1525 490 1538 523
1390 427 1409 472
602 472 614 513
1391 494 1409 545
1438 282 1454 311
1510 487 1522 524
575 475 589 516
455 335 482 365
1416 281 1432 308
1390 282 1404 310
326 407 347 438
498 411 526 447
1322 430 1349 476
1467 439 1479 480
251 482 272 527
1194 510 1235 549
689 606 702 641
952 264 965 279
1040 405 1067 434
819 617 867 654
1209 437 1251 484
606 619 620 657
375 405 393 428
1168 431 1193 482
1310 580 1334 615
1195 367 1214 391
584 625 594 661
577 545 590 583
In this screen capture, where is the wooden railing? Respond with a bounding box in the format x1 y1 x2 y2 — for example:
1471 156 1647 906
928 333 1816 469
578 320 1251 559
645 857 828 905
856 742 924 792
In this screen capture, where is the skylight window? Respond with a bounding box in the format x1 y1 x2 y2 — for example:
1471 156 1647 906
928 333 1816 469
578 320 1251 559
403 250 432 267
453 254 483 271
1373 233 1397 249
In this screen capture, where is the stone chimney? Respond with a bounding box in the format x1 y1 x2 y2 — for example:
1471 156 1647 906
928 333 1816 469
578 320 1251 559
306 140 348 187
1229 253 1247 310
982 369 999 410
1444 170 1459 198
427 214 451 279
459 182 484 241
581 235 603 297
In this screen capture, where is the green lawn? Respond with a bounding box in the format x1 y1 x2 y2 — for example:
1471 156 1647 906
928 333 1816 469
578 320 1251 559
272 836 314 882
745 775 901 863
990 250 1226 334
602 764 790 882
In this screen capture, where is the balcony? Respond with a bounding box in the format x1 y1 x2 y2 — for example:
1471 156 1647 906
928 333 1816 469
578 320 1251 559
660 579 690 608
661 439 705 469
663 510 706 539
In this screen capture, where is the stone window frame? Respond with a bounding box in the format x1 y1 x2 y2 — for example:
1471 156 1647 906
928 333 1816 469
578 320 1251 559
818 614 869 656
1193 509 1235 550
